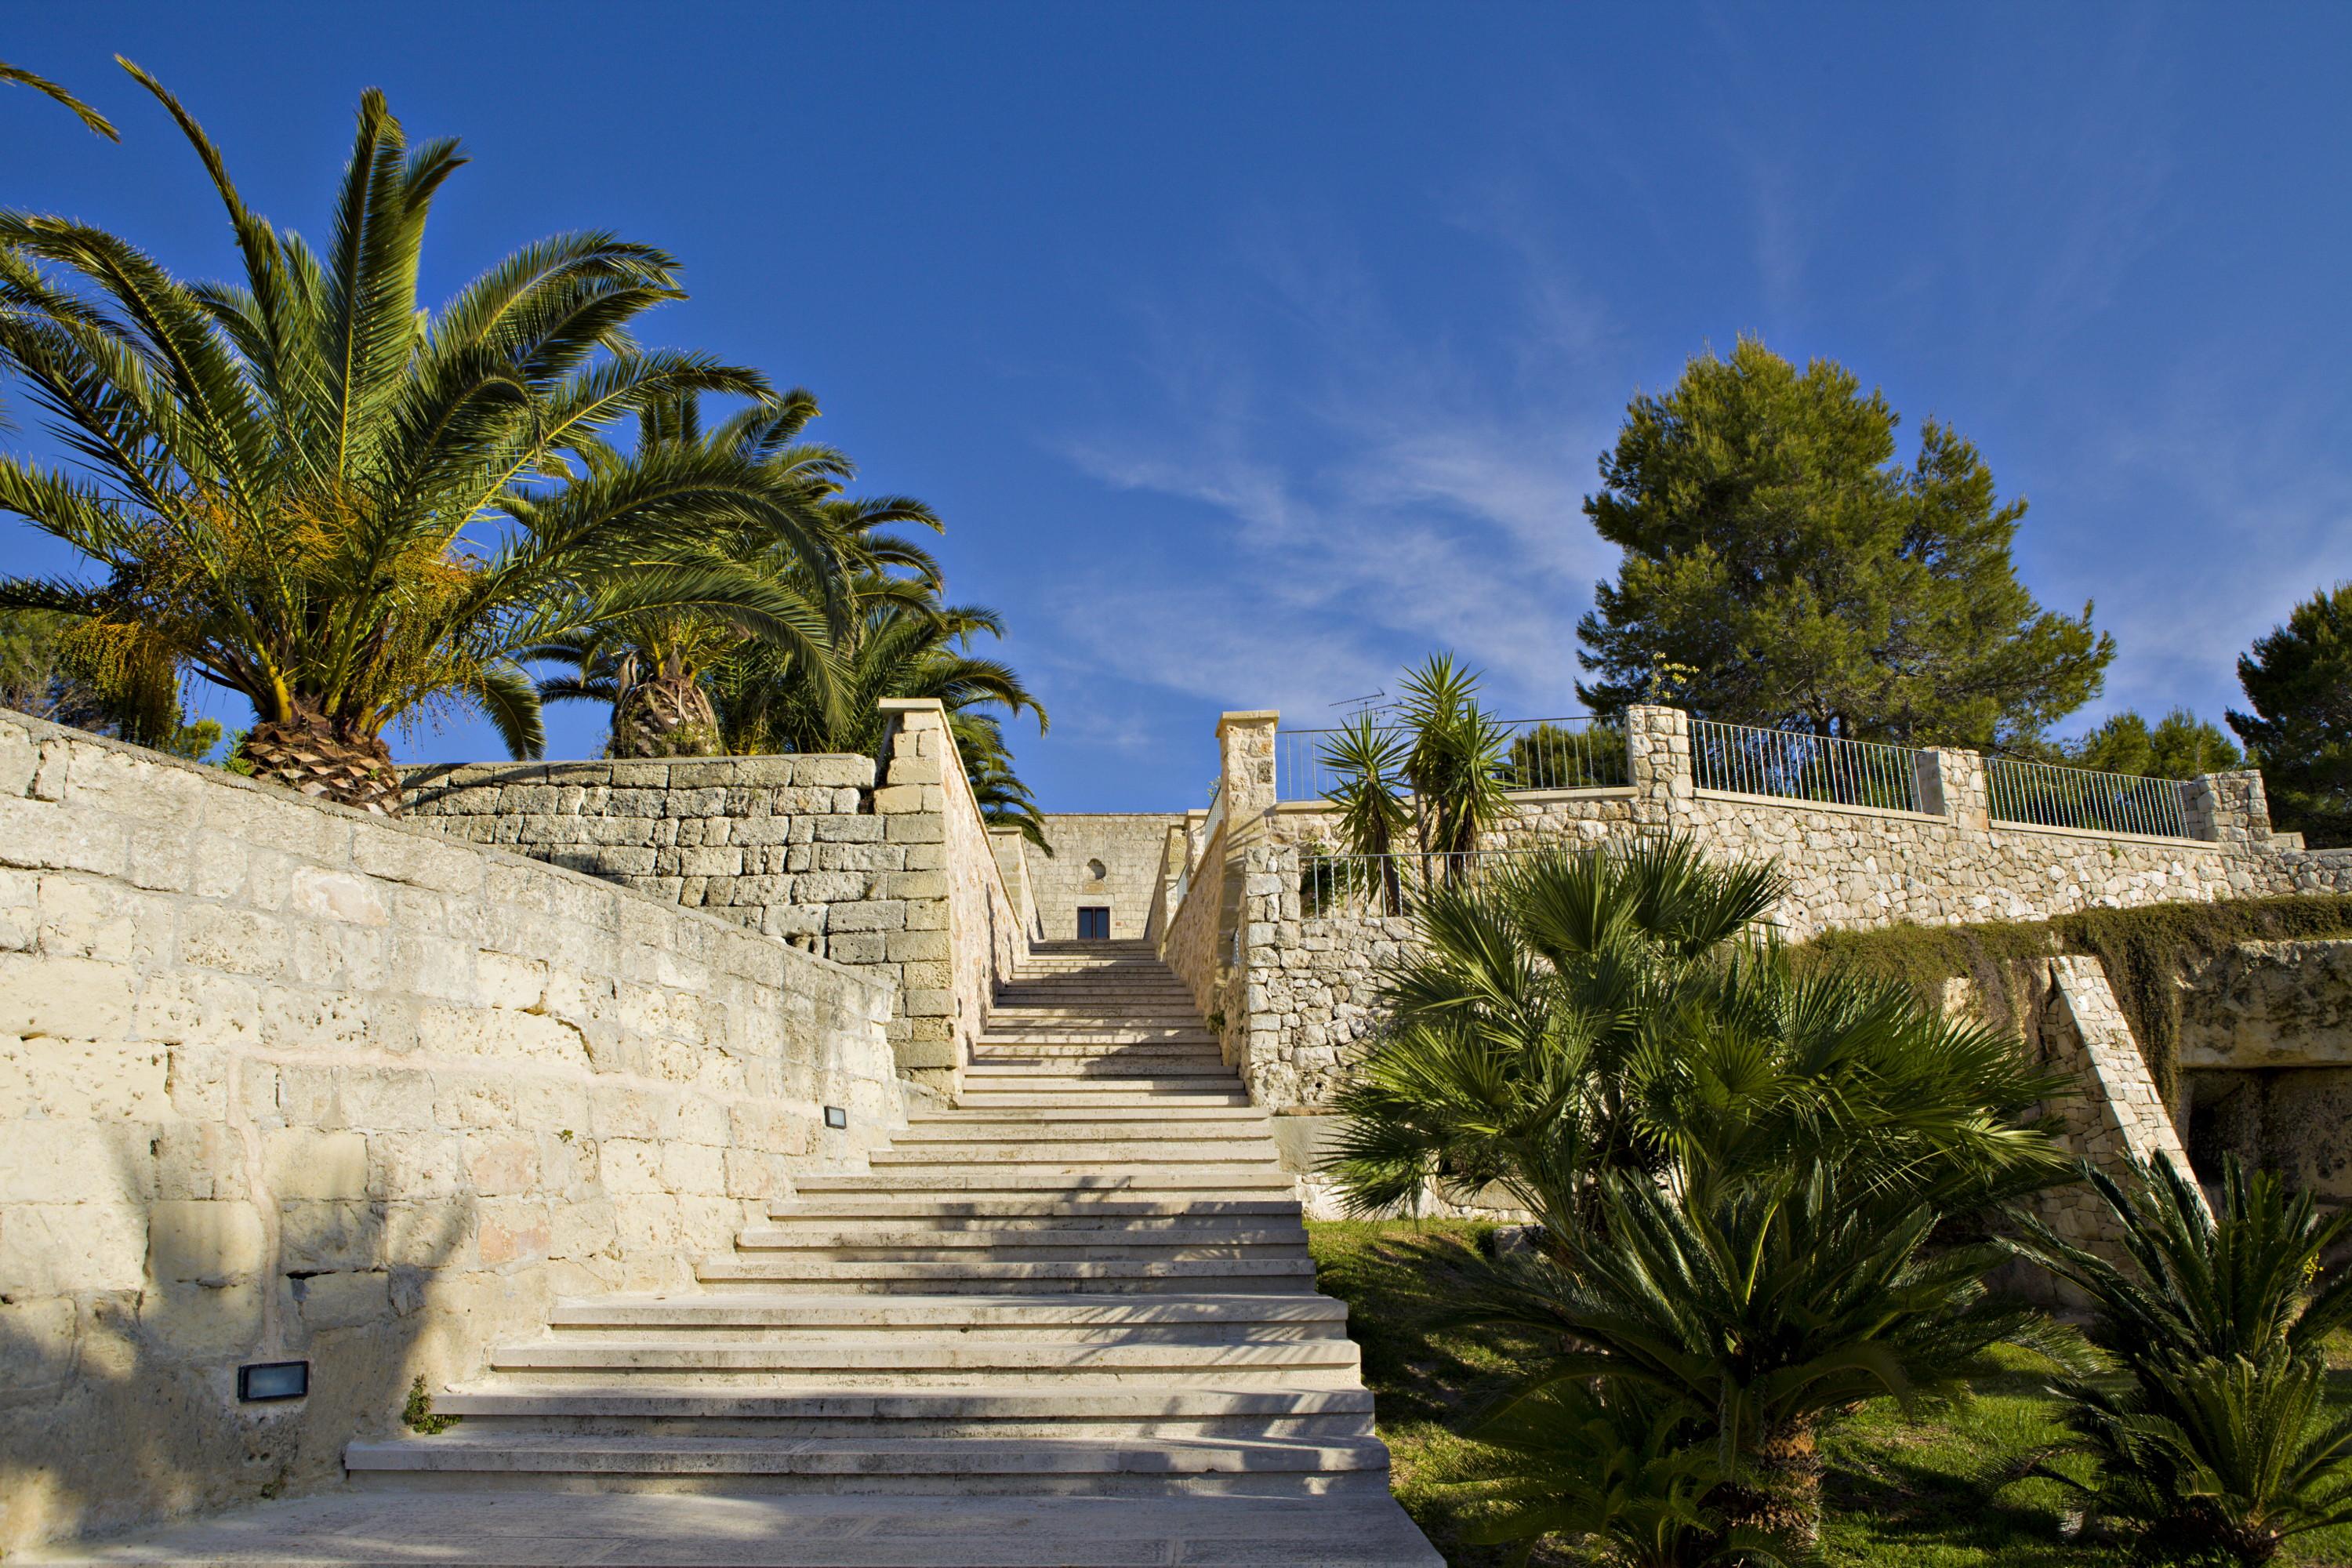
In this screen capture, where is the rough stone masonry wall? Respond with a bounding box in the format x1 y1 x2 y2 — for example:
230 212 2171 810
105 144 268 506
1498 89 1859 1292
0 709 900 1555
401 753 879 953
405 699 1031 1094
1021 814 1186 940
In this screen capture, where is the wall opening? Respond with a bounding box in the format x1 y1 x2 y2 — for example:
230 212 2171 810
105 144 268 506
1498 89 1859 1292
1077 906 1110 940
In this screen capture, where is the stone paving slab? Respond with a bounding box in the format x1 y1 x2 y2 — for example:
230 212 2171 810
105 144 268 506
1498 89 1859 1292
28 1488 1443 1566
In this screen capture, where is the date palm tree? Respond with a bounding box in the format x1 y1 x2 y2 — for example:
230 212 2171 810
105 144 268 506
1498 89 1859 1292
0 60 118 143
533 387 940 757
0 64 839 811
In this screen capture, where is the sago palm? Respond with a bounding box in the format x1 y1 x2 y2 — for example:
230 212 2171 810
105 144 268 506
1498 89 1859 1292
0 64 839 811
1457 1163 2073 1550
2012 1156 2352 1563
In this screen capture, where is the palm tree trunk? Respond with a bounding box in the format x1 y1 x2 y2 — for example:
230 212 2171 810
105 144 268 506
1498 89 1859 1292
612 673 721 758
1716 1420 1824 1549
240 700 403 816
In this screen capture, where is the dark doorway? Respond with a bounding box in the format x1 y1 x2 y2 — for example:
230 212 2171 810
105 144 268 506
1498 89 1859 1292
1077 906 1110 940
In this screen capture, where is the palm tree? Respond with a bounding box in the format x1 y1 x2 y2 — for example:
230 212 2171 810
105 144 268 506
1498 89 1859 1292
533 386 943 757
1459 1163 2071 1549
2012 1156 2352 1563
0 66 838 811
0 60 118 142
1325 839 2060 1220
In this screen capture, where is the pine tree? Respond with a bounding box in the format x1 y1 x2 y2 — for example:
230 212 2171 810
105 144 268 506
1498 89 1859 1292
2230 583 2352 848
1576 338 2112 748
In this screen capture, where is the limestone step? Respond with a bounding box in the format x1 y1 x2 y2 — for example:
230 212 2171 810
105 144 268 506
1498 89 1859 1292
901 1107 1272 1127
735 1222 1302 1249
725 1238 1306 1266
768 1197 1303 1222
695 1256 1318 1293
486 1335 1360 1381
343 1433 1398 1496
543 1293 1343 1333
976 1029 1220 1047
429 1384 1376 1439
889 1123 1273 1145
866 1144 1280 1166
946 1100 1261 1109
791 1171 1295 1194
960 1063 1237 1081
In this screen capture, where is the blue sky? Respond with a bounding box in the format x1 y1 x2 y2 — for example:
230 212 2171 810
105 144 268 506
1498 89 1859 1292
5 4 2348 810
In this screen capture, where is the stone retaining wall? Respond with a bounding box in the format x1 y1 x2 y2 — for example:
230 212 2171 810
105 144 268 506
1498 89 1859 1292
1022 814 1188 940
0 709 900 1554
404 699 1033 1094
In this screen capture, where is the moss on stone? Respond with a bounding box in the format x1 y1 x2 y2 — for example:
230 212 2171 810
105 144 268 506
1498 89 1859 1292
1798 895 2352 1109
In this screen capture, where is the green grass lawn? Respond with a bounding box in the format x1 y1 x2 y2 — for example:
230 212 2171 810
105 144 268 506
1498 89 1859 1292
1307 1219 2352 1567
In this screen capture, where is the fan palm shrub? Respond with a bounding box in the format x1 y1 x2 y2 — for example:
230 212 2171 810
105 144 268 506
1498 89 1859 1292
2011 1156 2352 1563
0 66 838 811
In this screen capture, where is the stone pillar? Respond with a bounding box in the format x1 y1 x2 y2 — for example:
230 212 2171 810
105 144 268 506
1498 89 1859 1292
2183 770 2274 846
1216 710 1280 836
872 699 956 1091
1625 704 1692 831
1921 748 1989 830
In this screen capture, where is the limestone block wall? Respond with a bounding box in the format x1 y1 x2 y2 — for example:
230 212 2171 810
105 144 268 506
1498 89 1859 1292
401 754 877 953
405 700 1033 1094
0 709 899 1554
1021 813 1185 939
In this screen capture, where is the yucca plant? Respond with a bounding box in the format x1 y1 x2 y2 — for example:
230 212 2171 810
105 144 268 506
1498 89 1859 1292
2012 1156 2352 1563
0 64 839 811
1397 652 1512 882
1316 710 1411 914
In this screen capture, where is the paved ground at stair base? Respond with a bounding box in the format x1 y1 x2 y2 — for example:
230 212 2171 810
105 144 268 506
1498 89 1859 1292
30 1488 1443 1566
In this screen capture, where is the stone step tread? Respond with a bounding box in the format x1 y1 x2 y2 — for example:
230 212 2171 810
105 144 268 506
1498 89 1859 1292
344 1435 1392 1478
699 1258 1316 1281
31 1490 1446 1566
769 1200 1302 1220
489 1340 1359 1370
947 1094 1253 1107
734 1227 1305 1250
898 1114 1273 1130
791 1173 1296 1192
547 1292 1345 1325
436 1386 1373 1417
868 1146 1279 1164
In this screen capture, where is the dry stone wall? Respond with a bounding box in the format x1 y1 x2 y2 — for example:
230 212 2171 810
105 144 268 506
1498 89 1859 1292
0 709 899 1555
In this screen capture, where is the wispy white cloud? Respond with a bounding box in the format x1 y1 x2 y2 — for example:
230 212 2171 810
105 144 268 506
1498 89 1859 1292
1050 223 1624 724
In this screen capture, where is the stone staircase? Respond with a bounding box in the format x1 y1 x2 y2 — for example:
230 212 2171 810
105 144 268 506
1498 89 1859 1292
337 939 1438 1563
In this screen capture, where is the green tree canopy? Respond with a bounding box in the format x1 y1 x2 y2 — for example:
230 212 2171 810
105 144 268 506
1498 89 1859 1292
2049 707 2244 780
2230 584 2352 849
1576 338 2113 749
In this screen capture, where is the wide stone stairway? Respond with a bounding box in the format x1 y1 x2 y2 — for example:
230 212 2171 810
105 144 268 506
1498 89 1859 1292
61 942 1435 1563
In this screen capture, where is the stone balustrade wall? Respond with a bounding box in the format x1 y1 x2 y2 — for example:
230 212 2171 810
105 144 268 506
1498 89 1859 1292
0 709 900 1554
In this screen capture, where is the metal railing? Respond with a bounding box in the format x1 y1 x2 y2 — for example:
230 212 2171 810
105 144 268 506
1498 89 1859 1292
1275 717 1628 804
1296 846 1552 919
1167 781 1225 916
1690 720 1926 813
1986 757 2190 839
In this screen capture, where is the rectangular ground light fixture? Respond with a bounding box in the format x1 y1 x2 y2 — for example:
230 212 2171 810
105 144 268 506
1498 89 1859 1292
237 1360 309 1402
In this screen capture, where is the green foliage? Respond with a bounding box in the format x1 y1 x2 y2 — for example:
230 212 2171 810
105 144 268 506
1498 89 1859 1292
401 1374 458 1436
0 59 119 143
1316 711 1413 913
2011 1159 2352 1563
1326 837 2060 1222
1797 896 2352 1113
1576 337 2113 750
0 67 839 801
1455 1165 2073 1552
0 605 225 758
2033 708 2245 780
2230 583 2352 848
1399 654 1513 869
1500 718 1627 790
